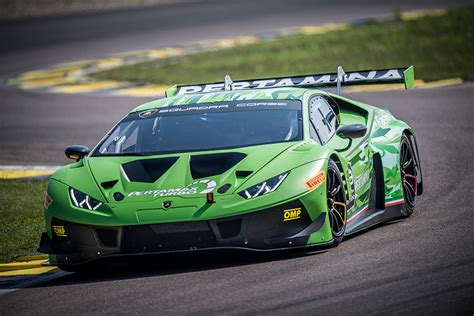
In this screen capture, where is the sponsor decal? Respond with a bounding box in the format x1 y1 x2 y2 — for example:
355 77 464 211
355 172 370 191
128 179 216 198
53 225 67 237
158 104 229 114
139 109 157 118
347 163 356 208
375 112 394 128
283 208 302 221
153 100 300 116
305 171 326 190
235 102 289 108
176 69 404 95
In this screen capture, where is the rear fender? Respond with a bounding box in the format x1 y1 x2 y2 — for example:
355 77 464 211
369 110 412 202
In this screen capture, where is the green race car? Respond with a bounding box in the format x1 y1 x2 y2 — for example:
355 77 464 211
39 66 423 271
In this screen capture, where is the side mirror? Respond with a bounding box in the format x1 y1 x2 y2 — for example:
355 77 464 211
65 145 90 161
336 124 367 139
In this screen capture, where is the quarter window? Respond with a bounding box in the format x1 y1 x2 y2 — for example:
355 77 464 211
309 96 337 145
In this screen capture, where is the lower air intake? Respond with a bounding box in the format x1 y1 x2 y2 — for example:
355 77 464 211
217 219 242 239
122 222 216 253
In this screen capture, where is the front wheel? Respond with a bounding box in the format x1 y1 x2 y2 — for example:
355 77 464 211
326 160 347 246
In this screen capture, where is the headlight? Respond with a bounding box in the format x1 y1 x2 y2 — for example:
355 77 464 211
238 172 289 199
69 188 103 210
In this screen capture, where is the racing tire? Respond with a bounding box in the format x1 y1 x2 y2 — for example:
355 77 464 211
327 160 347 246
400 134 418 217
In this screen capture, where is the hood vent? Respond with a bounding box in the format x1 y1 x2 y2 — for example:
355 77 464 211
235 170 253 178
190 153 246 179
292 140 314 152
101 180 118 189
122 157 179 183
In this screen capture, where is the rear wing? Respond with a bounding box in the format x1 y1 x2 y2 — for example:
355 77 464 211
165 65 414 97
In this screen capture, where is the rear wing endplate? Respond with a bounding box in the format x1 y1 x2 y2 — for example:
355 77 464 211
165 65 414 97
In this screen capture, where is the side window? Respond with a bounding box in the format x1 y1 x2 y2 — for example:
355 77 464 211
309 96 337 145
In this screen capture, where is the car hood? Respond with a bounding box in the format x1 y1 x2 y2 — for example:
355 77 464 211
88 142 296 202
53 140 329 206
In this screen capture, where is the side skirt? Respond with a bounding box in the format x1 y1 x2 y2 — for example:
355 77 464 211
344 200 405 236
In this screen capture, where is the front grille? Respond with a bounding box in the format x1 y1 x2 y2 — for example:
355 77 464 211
122 221 216 253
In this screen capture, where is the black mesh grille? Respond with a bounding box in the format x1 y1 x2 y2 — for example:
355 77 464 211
122 222 216 253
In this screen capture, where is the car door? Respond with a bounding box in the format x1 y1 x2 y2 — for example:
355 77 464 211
324 95 372 212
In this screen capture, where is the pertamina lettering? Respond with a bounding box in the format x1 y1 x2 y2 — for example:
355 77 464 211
176 69 405 95
128 179 216 198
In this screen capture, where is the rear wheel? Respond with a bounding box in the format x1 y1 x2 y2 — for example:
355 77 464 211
400 135 418 216
327 160 347 245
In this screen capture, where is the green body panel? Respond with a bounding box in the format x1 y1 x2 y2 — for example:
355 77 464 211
43 86 415 261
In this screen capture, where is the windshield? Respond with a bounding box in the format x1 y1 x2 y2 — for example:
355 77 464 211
92 100 302 156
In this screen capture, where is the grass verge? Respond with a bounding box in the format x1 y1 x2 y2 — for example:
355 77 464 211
0 179 47 263
91 7 474 85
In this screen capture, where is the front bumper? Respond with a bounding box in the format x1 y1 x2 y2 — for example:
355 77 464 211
39 200 331 266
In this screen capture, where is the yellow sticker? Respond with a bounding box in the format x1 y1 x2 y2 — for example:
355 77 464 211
53 225 67 237
283 208 302 221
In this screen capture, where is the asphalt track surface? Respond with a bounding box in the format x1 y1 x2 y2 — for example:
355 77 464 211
1 0 473 314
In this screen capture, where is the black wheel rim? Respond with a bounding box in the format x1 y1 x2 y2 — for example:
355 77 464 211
327 168 346 237
400 140 417 208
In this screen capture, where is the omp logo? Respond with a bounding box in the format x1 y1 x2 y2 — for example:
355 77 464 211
53 225 67 237
283 208 302 221
305 171 326 190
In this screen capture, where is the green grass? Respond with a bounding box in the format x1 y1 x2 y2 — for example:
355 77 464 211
0 179 47 263
92 7 474 85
